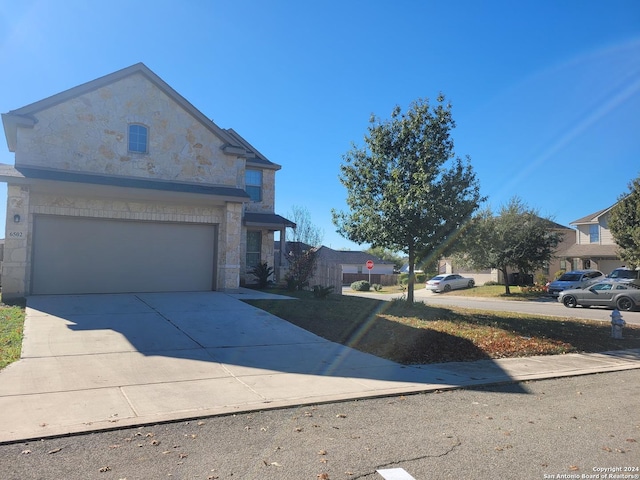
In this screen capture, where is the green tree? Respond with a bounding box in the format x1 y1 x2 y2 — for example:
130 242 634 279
609 175 640 268
457 197 563 295
332 96 484 303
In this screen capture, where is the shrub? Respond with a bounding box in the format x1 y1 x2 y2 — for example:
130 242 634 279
372 283 383 291
351 280 371 291
520 284 548 294
285 276 309 291
285 247 317 291
535 272 549 285
312 285 334 299
249 262 274 289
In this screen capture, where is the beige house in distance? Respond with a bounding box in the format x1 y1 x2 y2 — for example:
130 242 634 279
0 63 293 299
559 204 624 275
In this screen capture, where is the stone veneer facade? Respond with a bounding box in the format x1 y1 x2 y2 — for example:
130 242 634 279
15 74 246 186
2 65 282 298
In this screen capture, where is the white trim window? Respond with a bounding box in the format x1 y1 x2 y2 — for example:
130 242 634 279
128 124 149 154
246 231 262 269
245 169 262 202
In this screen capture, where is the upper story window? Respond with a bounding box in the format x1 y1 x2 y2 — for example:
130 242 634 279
589 224 599 243
128 124 149 154
245 169 262 202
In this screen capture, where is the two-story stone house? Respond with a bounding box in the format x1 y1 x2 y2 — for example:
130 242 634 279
0 63 293 299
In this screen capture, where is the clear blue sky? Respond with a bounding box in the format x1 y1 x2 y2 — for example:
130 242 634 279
1 0 639 250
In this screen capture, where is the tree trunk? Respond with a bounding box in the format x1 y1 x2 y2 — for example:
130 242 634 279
502 266 511 295
407 247 415 304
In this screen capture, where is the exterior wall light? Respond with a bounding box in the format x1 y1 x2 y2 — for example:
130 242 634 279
13 214 20 223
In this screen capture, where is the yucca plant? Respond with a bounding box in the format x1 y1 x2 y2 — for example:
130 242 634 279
249 262 274 289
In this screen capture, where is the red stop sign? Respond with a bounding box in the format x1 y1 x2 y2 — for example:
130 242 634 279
366 260 374 270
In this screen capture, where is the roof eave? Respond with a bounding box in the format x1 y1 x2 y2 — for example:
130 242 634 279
244 221 293 230
222 145 250 157
224 128 281 170
0 164 251 202
243 213 295 230
2 113 36 152
246 159 282 170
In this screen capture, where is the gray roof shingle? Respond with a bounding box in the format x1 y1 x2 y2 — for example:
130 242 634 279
315 246 395 265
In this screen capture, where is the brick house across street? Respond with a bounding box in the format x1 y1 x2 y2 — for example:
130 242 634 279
0 63 293 299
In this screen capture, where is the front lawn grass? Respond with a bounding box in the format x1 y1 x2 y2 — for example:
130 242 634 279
440 284 547 300
246 290 640 364
0 301 26 370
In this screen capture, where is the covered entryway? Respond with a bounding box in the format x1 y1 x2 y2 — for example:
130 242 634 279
31 215 217 294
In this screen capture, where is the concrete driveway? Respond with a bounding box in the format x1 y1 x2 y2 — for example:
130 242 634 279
0 290 440 442
2 290 639 443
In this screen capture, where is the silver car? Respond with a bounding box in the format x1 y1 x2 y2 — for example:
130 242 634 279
426 274 475 293
558 281 640 311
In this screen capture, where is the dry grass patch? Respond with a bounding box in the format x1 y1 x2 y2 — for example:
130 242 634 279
246 291 640 364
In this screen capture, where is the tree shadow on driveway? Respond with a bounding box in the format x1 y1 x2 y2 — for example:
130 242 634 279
23 292 529 394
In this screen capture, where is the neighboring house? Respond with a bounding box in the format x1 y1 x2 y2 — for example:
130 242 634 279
437 259 496 285
450 208 626 284
543 220 576 279
275 242 396 291
439 218 575 285
559 204 624 275
314 246 395 285
0 63 293 299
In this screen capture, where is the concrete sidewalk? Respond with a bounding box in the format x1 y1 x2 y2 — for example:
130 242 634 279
1 290 639 444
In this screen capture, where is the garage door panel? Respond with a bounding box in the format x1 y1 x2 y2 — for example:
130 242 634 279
32 216 217 294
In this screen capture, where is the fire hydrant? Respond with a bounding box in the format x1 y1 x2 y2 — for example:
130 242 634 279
611 310 625 339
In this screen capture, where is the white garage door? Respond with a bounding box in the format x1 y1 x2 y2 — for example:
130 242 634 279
32 215 217 294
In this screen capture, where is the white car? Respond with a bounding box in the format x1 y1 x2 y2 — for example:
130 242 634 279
426 274 475 293
608 267 640 284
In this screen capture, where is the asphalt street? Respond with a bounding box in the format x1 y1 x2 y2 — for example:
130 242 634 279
1 369 638 480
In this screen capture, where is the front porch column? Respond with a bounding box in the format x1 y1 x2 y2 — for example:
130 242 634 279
276 226 286 283
218 202 242 291
2 185 30 300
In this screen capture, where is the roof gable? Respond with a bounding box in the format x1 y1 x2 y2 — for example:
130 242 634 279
570 203 616 225
2 63 275 169
224 128 281 170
